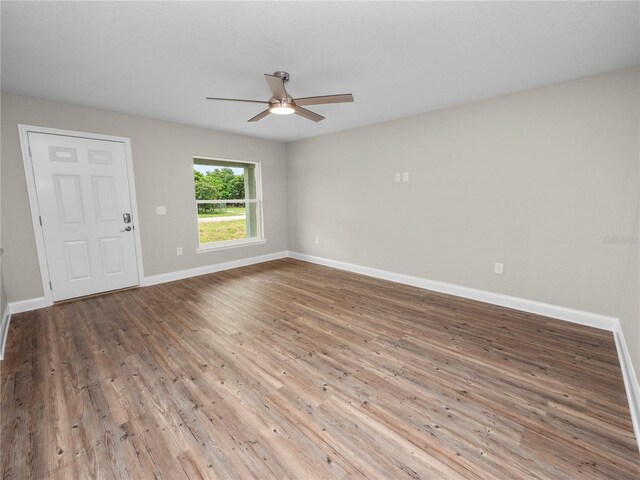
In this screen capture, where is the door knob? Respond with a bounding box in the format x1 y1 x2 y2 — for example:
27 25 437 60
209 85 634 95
121 226 132 232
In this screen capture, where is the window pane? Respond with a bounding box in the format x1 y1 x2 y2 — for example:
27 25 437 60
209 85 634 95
194 164 246 201
198 202 250 243
194 159 261 246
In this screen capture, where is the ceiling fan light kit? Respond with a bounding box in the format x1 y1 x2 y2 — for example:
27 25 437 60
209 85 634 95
206 71 354 123
269 101 295 115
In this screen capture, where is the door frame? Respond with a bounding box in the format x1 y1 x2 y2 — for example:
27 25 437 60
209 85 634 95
18 124 145 306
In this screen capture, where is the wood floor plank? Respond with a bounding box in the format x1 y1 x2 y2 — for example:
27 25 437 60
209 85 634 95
1 258 638 479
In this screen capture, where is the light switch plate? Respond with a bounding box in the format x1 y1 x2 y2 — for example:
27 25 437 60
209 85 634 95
156 206 167 216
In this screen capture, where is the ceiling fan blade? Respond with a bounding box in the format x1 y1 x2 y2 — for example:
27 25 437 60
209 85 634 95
293 94 354 107
264 74 288 101
294 106 325 122
247 109 271 122
206 97 269 104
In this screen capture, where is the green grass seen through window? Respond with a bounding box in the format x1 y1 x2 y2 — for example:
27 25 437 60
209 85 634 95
198 219 247 243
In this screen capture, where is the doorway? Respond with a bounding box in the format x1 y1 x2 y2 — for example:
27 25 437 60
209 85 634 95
19 125 144 303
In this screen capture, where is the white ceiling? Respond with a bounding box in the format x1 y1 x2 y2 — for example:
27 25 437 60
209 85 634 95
2 1 638 142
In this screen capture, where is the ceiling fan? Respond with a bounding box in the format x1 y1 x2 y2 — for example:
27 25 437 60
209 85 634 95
206 71 354 123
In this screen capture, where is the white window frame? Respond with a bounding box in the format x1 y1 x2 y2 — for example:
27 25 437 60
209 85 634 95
193 156 266 253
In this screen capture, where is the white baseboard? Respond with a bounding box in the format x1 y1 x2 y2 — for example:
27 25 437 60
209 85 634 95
614 322 640 451
288 252 618 331
4 252 621 332
142 250 289 287
3 251 621 331
8 296 49 314
0 305 11 360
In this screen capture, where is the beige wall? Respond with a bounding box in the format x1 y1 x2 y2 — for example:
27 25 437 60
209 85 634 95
1 115 4 315
618 192 640 382
286 68 639 322
1 93 288 302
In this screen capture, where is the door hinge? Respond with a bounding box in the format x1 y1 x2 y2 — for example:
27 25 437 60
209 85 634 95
49 281 52 290
39 216 42 226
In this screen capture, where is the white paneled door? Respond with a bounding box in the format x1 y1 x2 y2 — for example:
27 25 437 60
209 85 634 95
28 132 140 301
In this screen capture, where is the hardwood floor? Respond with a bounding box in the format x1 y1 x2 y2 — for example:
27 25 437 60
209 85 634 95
1 258 638 479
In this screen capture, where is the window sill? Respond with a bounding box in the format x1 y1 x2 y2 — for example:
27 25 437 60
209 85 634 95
196 238 268 253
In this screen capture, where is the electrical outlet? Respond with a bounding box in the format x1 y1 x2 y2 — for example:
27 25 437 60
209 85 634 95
494 263 504 274
394 173 401 182
177 247 183 256
156 206 167 216
402 172 409 182
315 237 319 245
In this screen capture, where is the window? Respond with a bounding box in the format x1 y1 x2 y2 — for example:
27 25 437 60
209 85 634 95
193 157 264 251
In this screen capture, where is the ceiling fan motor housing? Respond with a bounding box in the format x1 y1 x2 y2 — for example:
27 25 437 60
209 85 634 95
272 71 290 83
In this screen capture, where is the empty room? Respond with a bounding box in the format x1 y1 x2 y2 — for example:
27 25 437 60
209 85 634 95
1 1 639 479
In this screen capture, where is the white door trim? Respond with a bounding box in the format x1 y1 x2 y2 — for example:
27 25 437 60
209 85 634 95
18 124 145 307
